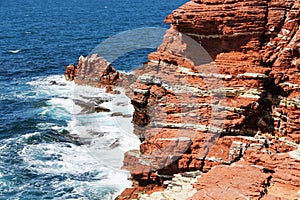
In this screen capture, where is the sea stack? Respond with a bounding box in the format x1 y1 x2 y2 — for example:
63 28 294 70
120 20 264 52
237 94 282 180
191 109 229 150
64 54 120 88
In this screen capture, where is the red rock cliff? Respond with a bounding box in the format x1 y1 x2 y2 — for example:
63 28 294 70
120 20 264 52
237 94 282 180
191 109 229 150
120 0 300 199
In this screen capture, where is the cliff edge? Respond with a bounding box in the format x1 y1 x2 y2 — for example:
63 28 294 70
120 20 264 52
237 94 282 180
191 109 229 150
119 0 300 199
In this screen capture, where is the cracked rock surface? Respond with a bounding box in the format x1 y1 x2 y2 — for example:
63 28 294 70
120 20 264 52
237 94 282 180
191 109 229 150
77 0 300 199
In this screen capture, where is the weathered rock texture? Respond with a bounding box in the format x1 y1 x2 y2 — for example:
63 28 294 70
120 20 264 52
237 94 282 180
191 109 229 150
64 54 120 88
139 171 201 200
120 0 300 199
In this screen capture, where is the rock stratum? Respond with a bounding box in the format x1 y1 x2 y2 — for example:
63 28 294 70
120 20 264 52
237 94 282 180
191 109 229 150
64 0 300 199
118 0 300 199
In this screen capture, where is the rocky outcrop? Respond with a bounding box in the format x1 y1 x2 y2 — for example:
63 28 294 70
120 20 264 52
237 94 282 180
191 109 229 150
120 0 300 199
139 171 201 200
64 54 120 88
190 162 271 200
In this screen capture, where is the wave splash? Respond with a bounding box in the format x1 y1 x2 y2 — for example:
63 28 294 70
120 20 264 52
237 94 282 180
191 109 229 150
0 75 140 199
8 49 21 54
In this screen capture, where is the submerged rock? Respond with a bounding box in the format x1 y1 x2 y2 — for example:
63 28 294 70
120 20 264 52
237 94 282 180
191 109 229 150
73 99 110 113
95 106 110 113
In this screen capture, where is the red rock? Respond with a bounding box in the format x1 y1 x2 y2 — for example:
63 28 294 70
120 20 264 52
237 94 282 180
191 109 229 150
105 85 113 93
62 1 300 198
189 162 271 200
63 64 76 81
87 0 300 198
261 183 300 200
63 54 121 88
117 188 139 200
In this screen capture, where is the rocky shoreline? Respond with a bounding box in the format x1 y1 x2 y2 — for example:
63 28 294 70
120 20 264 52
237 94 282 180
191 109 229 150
64 0 300 199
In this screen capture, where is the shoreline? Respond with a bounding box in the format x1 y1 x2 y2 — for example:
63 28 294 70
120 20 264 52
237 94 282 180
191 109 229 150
64 0 300 199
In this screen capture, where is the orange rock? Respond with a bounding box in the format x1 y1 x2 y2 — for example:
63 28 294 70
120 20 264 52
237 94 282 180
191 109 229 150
64 54 121 88
63 64 76 81
116 0 300 198
190 162 271 200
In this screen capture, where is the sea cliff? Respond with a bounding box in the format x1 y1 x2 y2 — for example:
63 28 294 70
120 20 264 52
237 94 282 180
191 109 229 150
119 0 300 199
65 0 300 199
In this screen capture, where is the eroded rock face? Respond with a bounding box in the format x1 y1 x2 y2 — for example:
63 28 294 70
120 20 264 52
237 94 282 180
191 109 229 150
190 162 271 200
120 0 300 199
64 54 120 88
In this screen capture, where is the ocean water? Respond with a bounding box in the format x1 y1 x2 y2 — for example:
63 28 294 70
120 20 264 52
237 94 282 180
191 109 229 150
0 0 187 199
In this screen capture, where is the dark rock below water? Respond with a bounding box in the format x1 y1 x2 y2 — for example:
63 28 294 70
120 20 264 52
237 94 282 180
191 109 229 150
79 95 111 105
109 138 120 148
50 81 57 85
111 112 123 117
111 112 132 118
95 106 110 112
73 99 95 113
88 130 107 137
66 134 85 145
45 129 84 146
49 80 66 86
73 99 110 113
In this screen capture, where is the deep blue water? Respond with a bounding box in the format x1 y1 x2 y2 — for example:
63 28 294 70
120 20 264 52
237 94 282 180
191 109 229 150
0 0 187 199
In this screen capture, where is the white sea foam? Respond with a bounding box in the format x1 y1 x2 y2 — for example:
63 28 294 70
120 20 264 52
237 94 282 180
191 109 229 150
20 142 100 174
8 49 21 53
24 75 141 198
27 75 74 97
19 139 131 199
66 88 140 166
0 143 7 151
47 97 82 115
22 131 41 139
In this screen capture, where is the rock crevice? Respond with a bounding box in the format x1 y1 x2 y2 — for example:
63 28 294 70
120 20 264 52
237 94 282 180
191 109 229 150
63 1 300 199
119 0 300 199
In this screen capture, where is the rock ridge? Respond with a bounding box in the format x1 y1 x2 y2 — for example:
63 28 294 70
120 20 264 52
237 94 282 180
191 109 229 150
119 0 300 199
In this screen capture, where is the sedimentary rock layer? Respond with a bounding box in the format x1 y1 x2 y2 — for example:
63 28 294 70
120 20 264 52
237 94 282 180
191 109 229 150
120 0 300 199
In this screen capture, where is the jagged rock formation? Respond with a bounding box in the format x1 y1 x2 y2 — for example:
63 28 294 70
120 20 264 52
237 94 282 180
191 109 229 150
120 0 300 199
64 54 120 88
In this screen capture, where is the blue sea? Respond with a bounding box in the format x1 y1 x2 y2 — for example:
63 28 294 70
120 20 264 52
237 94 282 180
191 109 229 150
0 0 187 199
